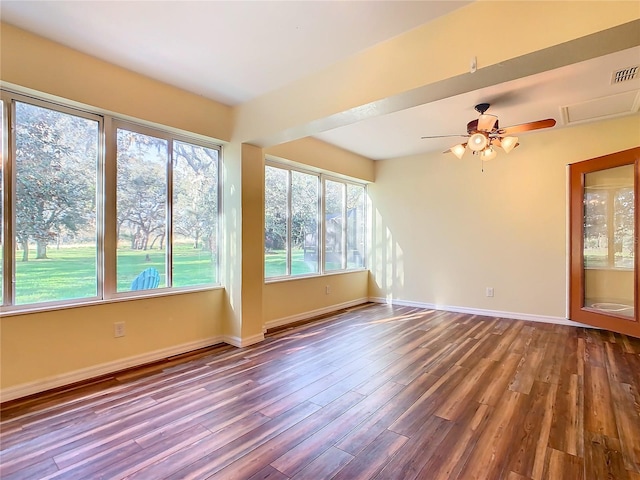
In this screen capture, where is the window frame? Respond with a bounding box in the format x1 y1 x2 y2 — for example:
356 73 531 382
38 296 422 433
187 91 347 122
264 159 367 282
0 89 223 315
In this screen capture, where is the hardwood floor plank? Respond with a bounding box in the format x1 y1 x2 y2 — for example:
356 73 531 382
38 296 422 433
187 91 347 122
375 415 454 480
584 365 619 438
544 448 583 480
584 431 629 480
335 374 437 456
509 346 545 395
165 401 322 479
332 430 408 480
549 373 582 456
271 381 401 477
506 380 555 479
206 392 366 480
421 402 493 480
246 465 290 480
456 389 524 480
388 365 468 436
288 446 353 480
528 381 560 480
434 357 495 420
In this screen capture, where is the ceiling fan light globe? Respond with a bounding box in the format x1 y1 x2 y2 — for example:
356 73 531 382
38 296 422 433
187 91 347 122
450 144 466 159
481 147 497 161
501 136 518 153
468 133 488 152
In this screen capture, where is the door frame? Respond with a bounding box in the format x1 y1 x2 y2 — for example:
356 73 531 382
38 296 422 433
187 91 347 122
569 147 639 337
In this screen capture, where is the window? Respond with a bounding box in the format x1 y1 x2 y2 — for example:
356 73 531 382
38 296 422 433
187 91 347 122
12 99 100 305
264 161 366 279
1 91 221 311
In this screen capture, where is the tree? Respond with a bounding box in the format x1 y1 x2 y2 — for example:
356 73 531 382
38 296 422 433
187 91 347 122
265 166 288 251
14 102 97 260
173 141 218 252
116 130 167 251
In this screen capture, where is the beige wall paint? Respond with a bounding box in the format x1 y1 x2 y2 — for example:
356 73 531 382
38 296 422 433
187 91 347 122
264 271 369 326
368 115 640 318
266 137 374 182
241 144 266 340
1 289 225 389
585 269 634 304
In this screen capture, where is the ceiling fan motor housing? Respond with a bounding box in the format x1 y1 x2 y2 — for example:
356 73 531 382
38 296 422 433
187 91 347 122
467 119 499 134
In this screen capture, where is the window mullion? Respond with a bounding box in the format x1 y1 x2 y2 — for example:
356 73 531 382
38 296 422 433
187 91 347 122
342 181 347 270
286 170 292 276
2 96 15 306
167 141 174 288
103 117 117 299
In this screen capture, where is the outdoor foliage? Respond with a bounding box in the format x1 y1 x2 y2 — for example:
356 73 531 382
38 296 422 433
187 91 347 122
15 102 98 261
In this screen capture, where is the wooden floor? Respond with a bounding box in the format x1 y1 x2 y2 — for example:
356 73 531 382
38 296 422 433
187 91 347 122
1 303 639 480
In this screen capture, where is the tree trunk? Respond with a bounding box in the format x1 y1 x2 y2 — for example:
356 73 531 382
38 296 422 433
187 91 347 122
20 238 29 262
36 240 48 259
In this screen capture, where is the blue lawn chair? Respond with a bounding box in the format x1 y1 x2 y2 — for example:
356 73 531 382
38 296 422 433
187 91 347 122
130 267 160 291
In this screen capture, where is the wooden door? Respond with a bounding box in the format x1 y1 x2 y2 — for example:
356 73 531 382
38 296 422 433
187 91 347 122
569 147 639 337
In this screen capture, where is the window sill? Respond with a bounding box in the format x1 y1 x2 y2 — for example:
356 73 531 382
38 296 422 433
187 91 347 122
0 285 224 318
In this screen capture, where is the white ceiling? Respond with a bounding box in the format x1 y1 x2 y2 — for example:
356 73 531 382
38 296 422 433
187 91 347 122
2 1 639 160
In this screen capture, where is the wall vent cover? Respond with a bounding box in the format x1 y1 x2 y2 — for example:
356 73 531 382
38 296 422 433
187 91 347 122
612 66 639 84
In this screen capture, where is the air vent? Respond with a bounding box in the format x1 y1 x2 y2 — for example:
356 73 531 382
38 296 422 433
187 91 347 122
612 65 639 84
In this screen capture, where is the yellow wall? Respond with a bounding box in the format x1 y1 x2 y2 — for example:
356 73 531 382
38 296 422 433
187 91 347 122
368 115 640 318
585 269 635 304
1 290 225 390
264 271 369 328
266 137 374 183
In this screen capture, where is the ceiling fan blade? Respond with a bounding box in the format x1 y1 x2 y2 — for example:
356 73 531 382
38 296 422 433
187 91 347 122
421 134 468 139
477 114 498 132
498 118 556 135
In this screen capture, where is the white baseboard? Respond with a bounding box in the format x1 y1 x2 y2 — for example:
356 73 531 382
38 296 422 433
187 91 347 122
1 336 224 403
368 296 595 329
265 297 369 330
223 332 265 348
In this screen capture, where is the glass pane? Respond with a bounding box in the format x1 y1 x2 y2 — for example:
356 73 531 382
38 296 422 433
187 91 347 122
14 101 99 304
347 184 365 269
291 171 319 275
0 100 4 304
324 180 345 271
584 164 635 318
172 140 218 286
116 129 168 292
265 166 288 278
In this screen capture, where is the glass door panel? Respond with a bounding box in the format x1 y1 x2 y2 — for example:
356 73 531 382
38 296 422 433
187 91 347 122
583 165 634 319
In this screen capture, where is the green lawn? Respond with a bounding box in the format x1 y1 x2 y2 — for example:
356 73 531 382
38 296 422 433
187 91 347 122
265 249 341 277
12 244 217 305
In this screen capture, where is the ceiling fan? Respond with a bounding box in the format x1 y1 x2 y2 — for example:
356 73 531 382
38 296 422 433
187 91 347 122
421 103 556 161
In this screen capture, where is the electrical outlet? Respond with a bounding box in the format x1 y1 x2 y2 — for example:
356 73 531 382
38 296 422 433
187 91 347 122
486 287 494 297
114 322 126 338
325 285 331 295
